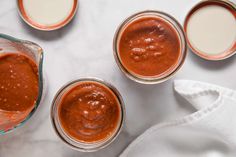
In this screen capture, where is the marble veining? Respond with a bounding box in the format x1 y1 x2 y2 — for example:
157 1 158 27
0 0 236 156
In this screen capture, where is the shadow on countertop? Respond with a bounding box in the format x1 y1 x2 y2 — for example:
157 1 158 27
59 129 133 157
17 7 80 41
187 48 236 71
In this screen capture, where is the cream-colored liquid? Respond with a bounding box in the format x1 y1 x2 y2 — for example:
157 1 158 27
23 0 74 26
187 5 236 55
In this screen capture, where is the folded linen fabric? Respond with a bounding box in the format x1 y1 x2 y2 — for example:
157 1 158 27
120 80 236 157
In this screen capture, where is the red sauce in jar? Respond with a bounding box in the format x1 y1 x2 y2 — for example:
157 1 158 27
58 81 121 143
0 53 39 130
118 16 181 77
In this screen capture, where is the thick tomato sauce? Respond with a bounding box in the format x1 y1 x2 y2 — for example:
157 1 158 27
0 53 39 112
118 17 181 77
58 81 121 143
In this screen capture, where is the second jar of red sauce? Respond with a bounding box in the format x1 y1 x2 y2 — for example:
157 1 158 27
51 78 125 152
114 11 187 84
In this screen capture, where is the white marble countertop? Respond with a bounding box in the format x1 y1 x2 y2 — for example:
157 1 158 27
0 0 236 156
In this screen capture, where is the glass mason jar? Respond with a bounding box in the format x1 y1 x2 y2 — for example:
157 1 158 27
113 10 187 84
51 78 125 152
0 34 44 134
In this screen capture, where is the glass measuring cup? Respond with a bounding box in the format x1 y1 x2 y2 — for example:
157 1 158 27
0 34 44 134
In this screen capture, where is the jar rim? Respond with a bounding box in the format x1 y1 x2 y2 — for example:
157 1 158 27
17 0 78 31
183 0 236 61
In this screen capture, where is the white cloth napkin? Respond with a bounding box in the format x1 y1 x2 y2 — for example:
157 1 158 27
120 80 236 157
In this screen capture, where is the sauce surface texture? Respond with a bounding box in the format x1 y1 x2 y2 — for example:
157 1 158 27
118 17 181 77
0 53 39 111
58 81 121 143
